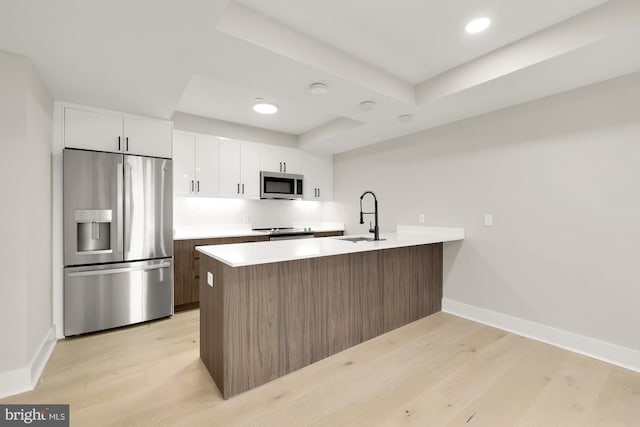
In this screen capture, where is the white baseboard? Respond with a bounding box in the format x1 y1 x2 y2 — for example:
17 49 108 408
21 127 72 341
0 326 57 399
0 368 31 400
442 298 640 373
29 326 57 387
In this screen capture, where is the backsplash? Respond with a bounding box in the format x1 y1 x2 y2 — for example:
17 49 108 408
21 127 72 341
173 197 337 229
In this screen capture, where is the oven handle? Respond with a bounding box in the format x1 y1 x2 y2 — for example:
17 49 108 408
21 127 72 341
269 233 314 241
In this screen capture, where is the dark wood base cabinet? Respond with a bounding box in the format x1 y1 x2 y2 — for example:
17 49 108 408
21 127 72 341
200 243 443 399
173 235 269 311
173 232 342 311
313 230 344 238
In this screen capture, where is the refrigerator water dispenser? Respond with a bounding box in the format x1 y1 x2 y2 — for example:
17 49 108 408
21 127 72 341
75 209 112 253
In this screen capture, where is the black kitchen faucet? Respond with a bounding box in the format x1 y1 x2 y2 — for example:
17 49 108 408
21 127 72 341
359 191 381 241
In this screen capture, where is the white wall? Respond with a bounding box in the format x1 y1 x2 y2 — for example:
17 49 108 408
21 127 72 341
0 51 55 398
0 51 29 374
172 111 298 148
174 197 327 229
332 71 640 355
25 55 54 360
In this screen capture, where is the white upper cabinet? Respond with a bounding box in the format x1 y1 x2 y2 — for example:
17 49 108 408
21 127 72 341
172 131 333 202
64 106 172 158
259 145 302 174
194 134 220 198
64 108 123 153
302 152 333 201
219 139 260 199
218 139 241 198
173 131 219 197
172 132 196 197
240 143 260 199
123 116 172 158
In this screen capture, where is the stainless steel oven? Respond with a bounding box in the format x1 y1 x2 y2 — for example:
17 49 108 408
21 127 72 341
253 227 315 240
260 171 303 200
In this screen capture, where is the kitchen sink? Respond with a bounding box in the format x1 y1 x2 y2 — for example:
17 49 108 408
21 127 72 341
338 237 386 243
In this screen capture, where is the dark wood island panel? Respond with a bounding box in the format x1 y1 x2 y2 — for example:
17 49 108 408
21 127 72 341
200 243 443 399
173 235 269 311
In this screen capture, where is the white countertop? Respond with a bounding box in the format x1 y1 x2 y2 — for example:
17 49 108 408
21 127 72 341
174 229 268 240
196 226 464 267
173 223 344 240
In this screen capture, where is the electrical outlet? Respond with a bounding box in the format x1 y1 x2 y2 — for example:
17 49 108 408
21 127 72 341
418 213 425 224
484 214 493 226
242 213 249 223
207 271 213 287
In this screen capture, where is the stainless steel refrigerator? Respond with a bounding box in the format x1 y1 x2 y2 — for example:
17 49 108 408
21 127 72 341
63 148 173 336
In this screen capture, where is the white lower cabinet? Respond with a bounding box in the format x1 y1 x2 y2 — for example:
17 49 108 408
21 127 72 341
219 139 260 199
303 152 333 201
173 131 219 197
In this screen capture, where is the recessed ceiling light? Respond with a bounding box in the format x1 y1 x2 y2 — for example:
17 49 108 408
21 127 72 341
465 17 491 34
253 98 278 114
398 114 413 123
309 82 328 95
359 101 376 111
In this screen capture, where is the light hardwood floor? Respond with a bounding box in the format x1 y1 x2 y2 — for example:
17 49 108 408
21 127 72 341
2 310 639 426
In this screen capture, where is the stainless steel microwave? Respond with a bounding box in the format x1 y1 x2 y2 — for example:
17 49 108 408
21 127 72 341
260 171 304 200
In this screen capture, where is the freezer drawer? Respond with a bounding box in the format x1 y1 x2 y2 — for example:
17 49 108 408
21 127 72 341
64 259 173 336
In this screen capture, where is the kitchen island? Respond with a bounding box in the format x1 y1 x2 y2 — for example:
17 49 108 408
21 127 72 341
197 226 464 398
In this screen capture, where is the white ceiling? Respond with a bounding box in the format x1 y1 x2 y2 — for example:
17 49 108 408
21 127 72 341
236 0 607 84
1 0 638 154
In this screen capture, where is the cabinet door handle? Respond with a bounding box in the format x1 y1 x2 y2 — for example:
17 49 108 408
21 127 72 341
279 162 282 172
284 162 287 172
117 136 121 151
197 180 200 193
125 137 129 152
318 188 320 198
191 180 194 193
237 183 240 194
242 183 245 194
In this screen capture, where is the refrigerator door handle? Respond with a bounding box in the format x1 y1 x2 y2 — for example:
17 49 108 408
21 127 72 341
124 162 133 255
67 262 171 278
116 162 124 253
